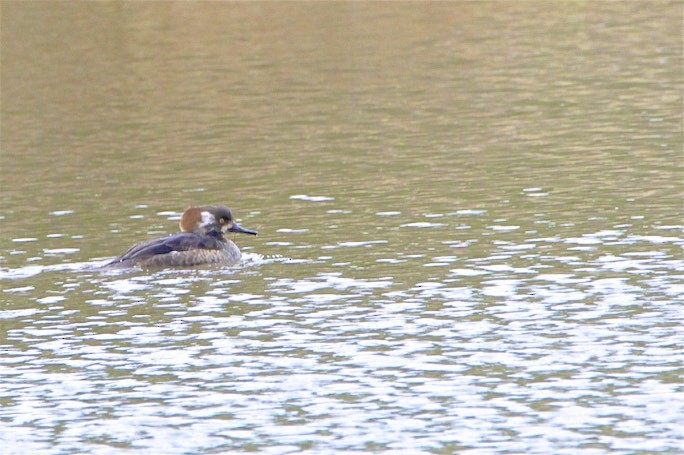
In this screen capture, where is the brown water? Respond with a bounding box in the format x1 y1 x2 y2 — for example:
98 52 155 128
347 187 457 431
1 2 683 454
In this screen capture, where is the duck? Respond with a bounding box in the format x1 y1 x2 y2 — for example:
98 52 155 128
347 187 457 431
105 205 257 268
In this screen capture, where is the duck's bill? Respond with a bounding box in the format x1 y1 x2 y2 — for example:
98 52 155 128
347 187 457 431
229 223 258 236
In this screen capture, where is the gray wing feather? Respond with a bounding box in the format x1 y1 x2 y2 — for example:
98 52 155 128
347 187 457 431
109 233 222 265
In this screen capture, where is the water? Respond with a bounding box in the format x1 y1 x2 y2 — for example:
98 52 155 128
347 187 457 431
1 2 683 454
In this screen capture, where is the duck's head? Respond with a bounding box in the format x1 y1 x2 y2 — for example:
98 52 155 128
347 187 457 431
179 206 258 237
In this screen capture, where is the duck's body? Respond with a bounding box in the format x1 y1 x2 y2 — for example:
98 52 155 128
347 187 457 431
109 231 243 268
106 206 257 268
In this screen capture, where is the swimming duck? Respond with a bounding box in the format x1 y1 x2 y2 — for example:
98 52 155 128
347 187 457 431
106 206 257 268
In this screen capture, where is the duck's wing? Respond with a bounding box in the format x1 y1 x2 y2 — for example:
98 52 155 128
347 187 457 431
109 233 222 265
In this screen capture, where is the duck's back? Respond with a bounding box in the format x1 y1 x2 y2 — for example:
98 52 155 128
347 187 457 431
107 232 241 268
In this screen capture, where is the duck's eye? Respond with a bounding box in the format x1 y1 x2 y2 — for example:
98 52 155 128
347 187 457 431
219 218 226 224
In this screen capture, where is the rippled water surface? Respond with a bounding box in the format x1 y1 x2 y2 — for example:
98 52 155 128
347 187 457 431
1 2 683 454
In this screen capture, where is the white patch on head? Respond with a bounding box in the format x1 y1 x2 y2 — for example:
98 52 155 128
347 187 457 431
200 211 216 226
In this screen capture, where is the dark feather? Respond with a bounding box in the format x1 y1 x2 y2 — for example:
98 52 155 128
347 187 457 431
109 232 224 265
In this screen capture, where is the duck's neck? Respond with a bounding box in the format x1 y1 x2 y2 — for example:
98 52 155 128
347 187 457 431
205 229 226 241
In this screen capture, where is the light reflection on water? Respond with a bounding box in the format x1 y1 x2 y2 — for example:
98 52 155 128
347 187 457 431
2 219 683 453
2 1 683 454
